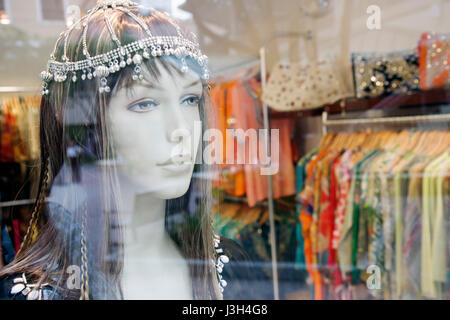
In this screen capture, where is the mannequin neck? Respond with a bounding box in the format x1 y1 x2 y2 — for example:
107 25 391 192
125 192 168 249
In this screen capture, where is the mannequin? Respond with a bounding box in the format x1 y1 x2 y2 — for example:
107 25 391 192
0 1 232 300
112 59 203 299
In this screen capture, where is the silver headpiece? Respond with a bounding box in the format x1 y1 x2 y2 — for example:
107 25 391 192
40 0 209 96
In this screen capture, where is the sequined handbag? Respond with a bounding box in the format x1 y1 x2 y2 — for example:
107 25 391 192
262 59 346 111
418 32 450 90
352 50 420 99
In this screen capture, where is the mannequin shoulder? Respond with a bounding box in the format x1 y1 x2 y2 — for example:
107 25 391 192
0 273 60 300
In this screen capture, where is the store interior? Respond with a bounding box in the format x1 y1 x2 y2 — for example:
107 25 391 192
1 0 449 300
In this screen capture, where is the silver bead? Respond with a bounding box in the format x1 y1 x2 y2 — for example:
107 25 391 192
132 74 138 81
104 86 111 93
143 51 150 59
138 74 144 80
72 75 77 82
127 58 132 65
219 255 229 264
26 290 39 300
22 287 31 296
95 65 109 78
87 73 93 80
114 64 120 72
10 283 25 295
133 54 143 65
99 87 105 94
109 66 115 73
220 280 227 288
81 74 86 80
40 71 53 82
120 60 126 68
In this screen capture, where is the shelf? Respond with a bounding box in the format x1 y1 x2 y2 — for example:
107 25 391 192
269 87 450 119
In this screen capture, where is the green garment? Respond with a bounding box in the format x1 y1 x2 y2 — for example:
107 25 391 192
431 153 449 299
337 165 357 276
421 152 449 299
351 150 378 282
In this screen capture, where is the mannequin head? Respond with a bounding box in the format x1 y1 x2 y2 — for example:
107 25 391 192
0 5 220 300
107 59 202 199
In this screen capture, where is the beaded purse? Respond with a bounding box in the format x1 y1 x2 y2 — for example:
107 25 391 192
351 50 421 99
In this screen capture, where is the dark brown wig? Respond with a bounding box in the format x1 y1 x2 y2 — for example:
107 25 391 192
0 7 220 300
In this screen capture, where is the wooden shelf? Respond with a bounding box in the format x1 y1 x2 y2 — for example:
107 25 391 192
269 87 450 119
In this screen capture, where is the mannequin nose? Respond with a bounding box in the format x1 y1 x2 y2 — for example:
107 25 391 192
164 104 189 143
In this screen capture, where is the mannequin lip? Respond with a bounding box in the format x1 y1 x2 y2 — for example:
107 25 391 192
156 154 193 166
159 162 192 174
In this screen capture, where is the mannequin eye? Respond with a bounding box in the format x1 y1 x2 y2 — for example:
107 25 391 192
127 99 159 113
181 95 200 107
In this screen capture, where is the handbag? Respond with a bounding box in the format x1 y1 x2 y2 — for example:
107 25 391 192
352 50 420 99
418 32 450 90
262 34 347 112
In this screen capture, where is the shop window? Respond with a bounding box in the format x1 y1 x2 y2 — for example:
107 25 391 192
0 0 11 25
38 0 66 22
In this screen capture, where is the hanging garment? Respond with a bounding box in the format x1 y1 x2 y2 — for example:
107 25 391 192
418 32 450 90
296 130 450 300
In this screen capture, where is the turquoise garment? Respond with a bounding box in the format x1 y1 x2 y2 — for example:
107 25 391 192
295 149 317 270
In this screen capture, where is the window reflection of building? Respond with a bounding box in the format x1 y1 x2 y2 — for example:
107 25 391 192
140 0 172 13
37 0 66 23
0 0 195 88
0 0 11 25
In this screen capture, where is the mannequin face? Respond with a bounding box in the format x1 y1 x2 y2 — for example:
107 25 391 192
106 59 202 199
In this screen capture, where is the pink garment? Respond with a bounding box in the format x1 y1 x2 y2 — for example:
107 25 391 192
229 80 296 206
331 150 354 249
229 80 267 207
270 118 296 199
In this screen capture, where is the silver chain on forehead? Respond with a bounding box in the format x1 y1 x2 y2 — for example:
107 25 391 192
40 0 209 96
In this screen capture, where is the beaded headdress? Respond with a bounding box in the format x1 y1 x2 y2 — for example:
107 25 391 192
39 0 210 96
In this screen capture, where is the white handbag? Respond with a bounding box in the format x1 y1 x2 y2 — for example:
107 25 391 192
262 32 347 112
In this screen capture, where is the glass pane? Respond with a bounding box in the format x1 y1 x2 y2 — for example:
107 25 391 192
0 0 448 301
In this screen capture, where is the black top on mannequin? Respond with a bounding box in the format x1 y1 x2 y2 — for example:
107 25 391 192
0 236 265 300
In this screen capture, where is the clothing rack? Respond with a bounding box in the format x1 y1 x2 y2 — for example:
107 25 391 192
321 111 450 135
